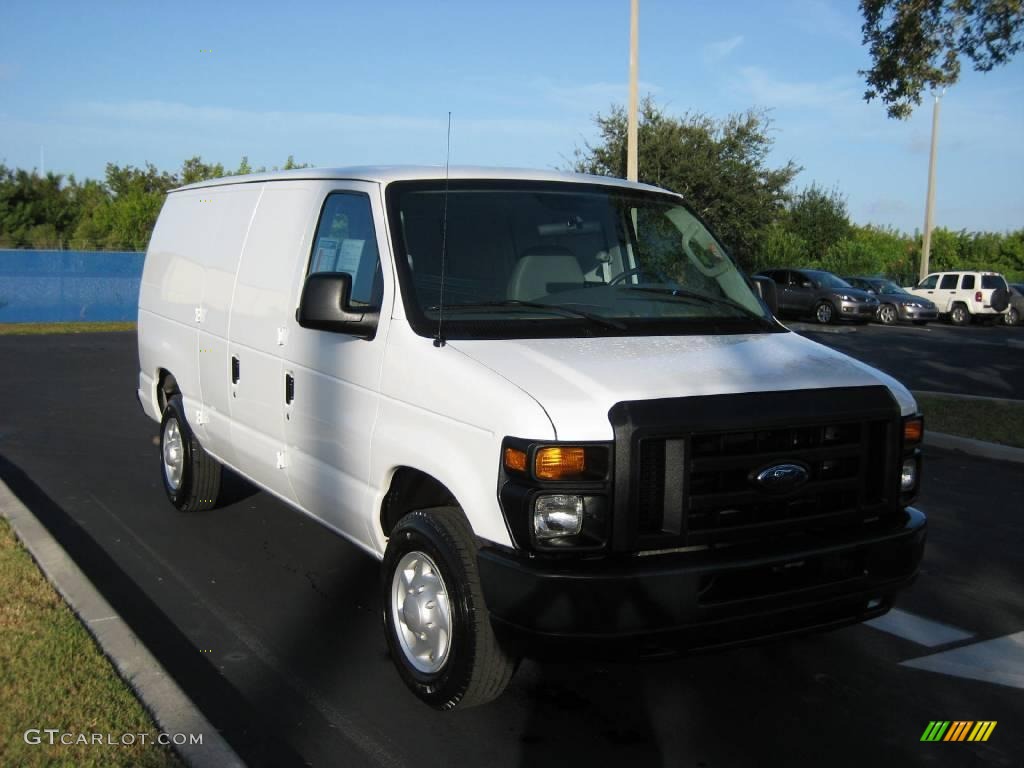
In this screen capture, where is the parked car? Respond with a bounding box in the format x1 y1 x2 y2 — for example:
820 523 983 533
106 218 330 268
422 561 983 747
904 271 1010 326
757 268 879 324
137 167 926 709
843 276 938 325
1006 283 1024 326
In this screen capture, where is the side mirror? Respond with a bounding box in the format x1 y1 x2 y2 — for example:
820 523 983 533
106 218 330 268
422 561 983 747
296 272 379 339
750 275 778 315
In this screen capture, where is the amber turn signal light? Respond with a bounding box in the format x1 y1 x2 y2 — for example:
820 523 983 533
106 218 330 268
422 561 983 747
503 447 528 473
903 417 923 444
535 446 586 480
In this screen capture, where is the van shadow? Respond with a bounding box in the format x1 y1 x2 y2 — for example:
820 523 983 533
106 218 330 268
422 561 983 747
0 453 308 768
515 658 663 768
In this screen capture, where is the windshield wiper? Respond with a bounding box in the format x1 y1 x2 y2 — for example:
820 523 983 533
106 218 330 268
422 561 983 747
426 300 628 330
619 285 762 318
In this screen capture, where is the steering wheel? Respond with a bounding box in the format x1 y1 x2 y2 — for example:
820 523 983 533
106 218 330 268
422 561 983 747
608 267 670 286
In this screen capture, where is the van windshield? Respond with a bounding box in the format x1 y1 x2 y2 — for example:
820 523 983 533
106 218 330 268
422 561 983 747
386 180 779 340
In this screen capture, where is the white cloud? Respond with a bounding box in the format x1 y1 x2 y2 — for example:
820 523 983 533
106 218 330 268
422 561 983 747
703 35 744 63
532 78 662 113
731 66 858 110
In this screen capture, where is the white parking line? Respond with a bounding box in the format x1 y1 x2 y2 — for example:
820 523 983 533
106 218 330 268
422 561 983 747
901 631 1024 691
865 608 974 647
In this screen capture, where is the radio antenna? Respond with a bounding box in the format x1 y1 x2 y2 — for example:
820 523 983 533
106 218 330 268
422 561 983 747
433 111 452 348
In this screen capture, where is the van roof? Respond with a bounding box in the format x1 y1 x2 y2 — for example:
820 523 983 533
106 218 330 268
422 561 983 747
172 165 673 195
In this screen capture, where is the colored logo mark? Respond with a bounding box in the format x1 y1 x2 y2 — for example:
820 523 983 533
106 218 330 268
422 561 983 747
920 721 997 742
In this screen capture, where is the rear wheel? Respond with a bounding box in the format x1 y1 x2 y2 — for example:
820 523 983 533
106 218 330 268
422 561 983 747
878 304 898 325
159 395 222 512
382 507 516 710
949 303 970 326
814 301 835 325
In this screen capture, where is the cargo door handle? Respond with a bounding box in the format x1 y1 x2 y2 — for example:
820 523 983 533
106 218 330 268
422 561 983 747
285 373 294 404
231 355 240 384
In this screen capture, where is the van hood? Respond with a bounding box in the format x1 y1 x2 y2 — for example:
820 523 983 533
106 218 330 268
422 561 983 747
449 330 916 440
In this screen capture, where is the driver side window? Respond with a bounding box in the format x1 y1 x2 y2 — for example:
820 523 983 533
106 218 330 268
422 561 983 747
918 275 939 290
309 192 382 307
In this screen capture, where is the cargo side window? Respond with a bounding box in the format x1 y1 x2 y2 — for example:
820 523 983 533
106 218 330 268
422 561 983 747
309 193 383 306
939 274 959 290
960 274 975 290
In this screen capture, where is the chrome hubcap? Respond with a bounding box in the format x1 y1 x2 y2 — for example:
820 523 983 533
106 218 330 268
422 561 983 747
162 418 184 491
881 305 896 323
817 304 831 322
391 551 451 674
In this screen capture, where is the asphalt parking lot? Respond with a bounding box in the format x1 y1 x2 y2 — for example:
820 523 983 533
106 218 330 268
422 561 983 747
791 319 1024 400
1 331 1022 768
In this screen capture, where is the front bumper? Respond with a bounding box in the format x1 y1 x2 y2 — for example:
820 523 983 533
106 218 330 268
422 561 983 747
840 300 878 318
478 507 925 656
897 305 938 321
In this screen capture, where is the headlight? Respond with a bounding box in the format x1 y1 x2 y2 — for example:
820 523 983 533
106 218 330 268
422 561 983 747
901 458 918 491
534 495 584 540
900 301 920 308
838 294 855 301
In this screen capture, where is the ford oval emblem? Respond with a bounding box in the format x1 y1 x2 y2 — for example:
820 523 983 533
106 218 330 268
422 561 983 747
753 463 810 493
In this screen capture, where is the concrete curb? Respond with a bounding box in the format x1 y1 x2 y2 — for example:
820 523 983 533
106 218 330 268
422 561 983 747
925 431 1024 465
0 480 244 768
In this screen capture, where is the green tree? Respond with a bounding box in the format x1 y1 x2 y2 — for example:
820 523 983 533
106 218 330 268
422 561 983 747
180 156 226 185
279 154 311 171
573 97 800 270
785 183 852 260
860 0 1024 118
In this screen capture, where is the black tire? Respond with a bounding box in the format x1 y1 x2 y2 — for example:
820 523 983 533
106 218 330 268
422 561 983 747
814 301 835 325
382 507 516 710
990 288 1009 313
878 303 899 325
1006 307 1020 326
949 303 970 326
159 395 222 512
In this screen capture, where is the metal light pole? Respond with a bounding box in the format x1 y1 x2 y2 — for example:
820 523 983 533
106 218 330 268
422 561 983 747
919 90 943 281
626 0 639 182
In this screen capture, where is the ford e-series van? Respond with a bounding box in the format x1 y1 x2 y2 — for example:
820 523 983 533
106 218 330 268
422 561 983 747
137 167 926 709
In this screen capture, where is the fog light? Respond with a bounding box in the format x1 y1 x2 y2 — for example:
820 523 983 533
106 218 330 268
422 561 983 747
901 458 917 491
533 494 583 541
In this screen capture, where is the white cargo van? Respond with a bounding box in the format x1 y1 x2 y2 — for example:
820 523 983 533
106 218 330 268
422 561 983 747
137 167 927 709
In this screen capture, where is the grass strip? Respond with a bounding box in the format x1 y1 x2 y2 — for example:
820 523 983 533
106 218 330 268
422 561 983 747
0 321 136 335
0 517 180 767
915 393 1024 449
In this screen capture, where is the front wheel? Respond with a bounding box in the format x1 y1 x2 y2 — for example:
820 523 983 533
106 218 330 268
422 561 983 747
382 507 516 710
815 301 835 324
949 304 970 326
878 304 898 325
159 395 222 512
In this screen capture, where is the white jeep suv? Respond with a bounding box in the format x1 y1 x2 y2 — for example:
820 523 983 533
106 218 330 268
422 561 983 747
905 271 1010 326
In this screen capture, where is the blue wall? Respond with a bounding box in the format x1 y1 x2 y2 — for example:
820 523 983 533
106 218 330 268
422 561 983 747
0 249 144 322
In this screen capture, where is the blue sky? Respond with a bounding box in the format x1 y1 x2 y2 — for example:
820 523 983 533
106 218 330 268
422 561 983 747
1 0 1021 233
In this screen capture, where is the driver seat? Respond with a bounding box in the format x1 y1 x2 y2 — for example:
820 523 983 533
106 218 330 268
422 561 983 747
507 246 584 301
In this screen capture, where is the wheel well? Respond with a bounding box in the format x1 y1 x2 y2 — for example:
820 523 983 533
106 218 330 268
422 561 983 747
157 369 179 413
380 468 458 537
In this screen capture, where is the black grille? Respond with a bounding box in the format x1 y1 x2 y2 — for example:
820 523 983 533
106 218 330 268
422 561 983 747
609 387 901 553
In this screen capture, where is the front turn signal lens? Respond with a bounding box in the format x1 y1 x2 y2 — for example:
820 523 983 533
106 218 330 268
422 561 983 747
503 447 528 473
904 417 923 445
535 446 586 480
